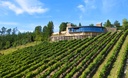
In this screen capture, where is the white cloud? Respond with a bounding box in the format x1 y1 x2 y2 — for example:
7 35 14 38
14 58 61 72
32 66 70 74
1 1 23 14
77 5 85 13
77 0 96 13
0 21 19 25
15 0 48 14
0 0 48 15
77 0 96 19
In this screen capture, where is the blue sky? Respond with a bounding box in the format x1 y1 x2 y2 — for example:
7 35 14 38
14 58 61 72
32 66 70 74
0 0 128 32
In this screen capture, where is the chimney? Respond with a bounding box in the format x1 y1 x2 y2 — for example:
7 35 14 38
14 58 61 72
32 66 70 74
96 22 102 27
66 23 72 35
67 23 72 28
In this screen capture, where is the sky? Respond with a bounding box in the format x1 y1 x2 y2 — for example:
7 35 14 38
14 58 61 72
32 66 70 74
0 0 128 32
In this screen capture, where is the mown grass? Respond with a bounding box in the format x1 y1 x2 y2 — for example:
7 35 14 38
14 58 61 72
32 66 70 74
0 41 42 55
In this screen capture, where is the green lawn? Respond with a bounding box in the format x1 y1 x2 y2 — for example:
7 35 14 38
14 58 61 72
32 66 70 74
0 41 41 55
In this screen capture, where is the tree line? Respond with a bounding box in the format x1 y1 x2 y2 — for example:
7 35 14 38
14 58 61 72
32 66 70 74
0 27 18 35
59 19 128 32
103 19 128 30
0 21 54 50
0 28 34 50
0 18 128 50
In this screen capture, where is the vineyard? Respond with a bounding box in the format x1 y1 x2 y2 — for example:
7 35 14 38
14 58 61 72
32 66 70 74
0 30 128 78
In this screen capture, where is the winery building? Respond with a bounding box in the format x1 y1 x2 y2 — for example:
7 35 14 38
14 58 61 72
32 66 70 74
51 23 116 41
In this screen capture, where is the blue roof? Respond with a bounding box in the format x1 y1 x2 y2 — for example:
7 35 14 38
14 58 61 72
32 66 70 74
68 26 104 33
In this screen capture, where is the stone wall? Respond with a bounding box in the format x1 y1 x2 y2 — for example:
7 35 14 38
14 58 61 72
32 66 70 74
105 27 117 32
50 32 101 41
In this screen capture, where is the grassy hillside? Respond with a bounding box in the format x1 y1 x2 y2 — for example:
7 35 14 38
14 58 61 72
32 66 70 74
0 41 41 55
0 30 128 78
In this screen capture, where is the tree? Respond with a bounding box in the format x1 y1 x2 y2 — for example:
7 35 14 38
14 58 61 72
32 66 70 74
1 27 6 35
43 26 48 32
13 41 17 48
59 22 67 32
0 42 3 49
104 20 112 27
0 30 2 35
41 21 54 41
122 18 128 30
71 23 77 27
5 41 10 49
43 26 48 40
12 27 18 35
6 28 11 35
114 20 120 27
89 24 94 26
34 26 43 41
79 23 82 27
47 21 54 36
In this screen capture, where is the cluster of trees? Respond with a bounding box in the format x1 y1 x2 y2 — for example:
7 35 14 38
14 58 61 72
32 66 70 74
87 20 121 27
0 27 34 50
103 20 120 27
0 27 18 35
59 22 68 32
87 19 128 30
89 24 94 26
0 21 54 50
34 21 54 41
122 18 128 30
104 19 128 30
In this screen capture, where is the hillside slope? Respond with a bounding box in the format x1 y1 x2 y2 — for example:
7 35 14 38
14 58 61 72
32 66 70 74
0 41 41 55
0 30 128 78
